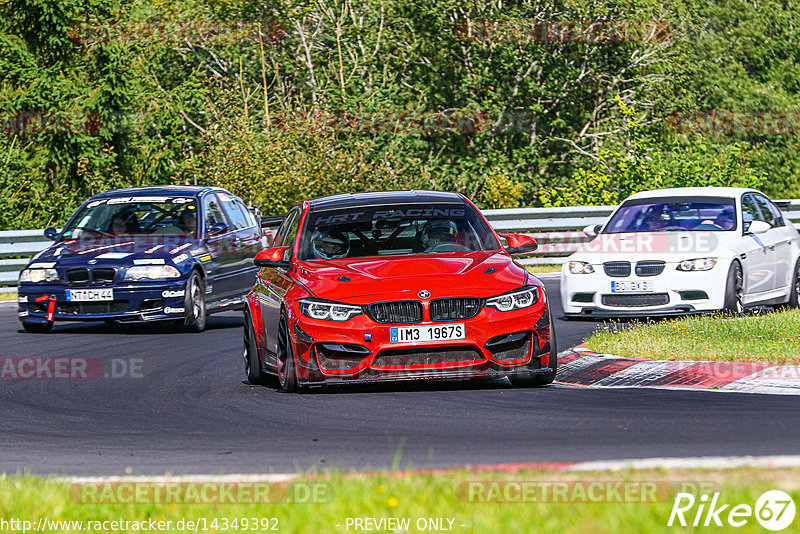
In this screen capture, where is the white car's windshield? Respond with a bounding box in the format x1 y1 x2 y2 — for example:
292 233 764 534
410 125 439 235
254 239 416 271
604 197 737 233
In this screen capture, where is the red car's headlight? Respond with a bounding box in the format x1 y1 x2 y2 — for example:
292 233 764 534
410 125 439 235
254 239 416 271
485 286 539 312
299 299 363 321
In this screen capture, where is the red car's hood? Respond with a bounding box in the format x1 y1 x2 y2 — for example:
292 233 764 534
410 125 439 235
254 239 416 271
295 251 529 302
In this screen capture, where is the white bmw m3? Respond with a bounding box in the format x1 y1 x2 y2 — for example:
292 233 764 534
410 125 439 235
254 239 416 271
561 187 800 318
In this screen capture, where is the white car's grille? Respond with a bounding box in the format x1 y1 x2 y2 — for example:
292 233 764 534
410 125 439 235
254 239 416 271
634 261 666 277
603 261 631 277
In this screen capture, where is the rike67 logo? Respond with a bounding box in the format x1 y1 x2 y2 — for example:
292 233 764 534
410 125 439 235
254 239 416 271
669 490 795 531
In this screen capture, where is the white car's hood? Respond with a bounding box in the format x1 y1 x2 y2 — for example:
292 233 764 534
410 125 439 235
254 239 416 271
568 231 742 263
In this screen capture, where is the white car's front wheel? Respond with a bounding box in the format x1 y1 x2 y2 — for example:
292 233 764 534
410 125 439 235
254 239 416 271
788 259 800 309
723 261 744 314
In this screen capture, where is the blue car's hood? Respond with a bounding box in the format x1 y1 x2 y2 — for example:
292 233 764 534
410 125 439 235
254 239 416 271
29 237 203 267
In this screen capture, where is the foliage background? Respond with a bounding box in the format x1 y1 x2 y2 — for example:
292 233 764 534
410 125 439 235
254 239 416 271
0 0 798 228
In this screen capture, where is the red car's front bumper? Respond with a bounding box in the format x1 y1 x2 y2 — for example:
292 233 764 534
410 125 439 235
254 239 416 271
285 291 554 386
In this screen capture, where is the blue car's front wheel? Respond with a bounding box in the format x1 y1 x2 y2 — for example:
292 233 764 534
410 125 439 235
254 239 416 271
182 271 206 332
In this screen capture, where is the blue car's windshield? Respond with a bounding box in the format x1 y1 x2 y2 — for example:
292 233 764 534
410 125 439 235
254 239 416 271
60 196 199 241
604 197 737 233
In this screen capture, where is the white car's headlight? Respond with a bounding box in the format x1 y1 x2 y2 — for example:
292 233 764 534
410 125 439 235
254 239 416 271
124 265 181 281
486 287 539 312
19 268 59 283
299 299 363 321
677 258 717 271
568 261 595 274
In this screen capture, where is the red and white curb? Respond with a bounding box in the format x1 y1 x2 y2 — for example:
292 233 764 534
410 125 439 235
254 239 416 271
64 455 800 482
556 345 800 395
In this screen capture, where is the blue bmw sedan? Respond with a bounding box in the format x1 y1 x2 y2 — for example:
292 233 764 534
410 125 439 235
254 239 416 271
17 186 263 333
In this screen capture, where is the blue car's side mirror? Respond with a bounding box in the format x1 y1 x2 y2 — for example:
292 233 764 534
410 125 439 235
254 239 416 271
208 222 229 236
43 227 59 241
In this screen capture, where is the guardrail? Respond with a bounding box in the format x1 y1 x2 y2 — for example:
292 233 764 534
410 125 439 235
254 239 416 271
2 199 799 291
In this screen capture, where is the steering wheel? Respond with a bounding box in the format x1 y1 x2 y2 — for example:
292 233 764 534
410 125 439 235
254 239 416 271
694 222 724 230
427 242 470 252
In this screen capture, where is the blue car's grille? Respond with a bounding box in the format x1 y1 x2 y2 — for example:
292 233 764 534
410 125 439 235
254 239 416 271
65 267 117 285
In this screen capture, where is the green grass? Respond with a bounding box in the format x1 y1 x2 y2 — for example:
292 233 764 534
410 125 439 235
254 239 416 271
525 265 562 274
2 468 799 533
586 309 800 365
0 291 17 302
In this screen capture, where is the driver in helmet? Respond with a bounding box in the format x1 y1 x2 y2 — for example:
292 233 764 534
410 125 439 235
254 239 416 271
421 219 459 251
642 209 669 231
713 208 735 230
312 229 350 259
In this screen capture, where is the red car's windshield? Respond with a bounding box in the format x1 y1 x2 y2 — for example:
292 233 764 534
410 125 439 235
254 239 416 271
298 204 500 260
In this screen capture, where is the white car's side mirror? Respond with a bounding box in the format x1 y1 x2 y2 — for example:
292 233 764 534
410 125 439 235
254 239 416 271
747 220 771 234
583 224 601 238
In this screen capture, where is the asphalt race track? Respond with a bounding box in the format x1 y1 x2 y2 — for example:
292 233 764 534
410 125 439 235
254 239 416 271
2 277 799 476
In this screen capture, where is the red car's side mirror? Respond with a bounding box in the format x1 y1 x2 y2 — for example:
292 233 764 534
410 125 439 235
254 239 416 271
499 233 538 255
254 246 290 268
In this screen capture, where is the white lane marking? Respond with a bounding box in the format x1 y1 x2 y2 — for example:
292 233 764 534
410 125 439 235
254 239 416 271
567 455 800 472
68 473 297 484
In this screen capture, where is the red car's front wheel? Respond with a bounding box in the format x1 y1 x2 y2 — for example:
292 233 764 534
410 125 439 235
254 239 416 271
276 315 299 392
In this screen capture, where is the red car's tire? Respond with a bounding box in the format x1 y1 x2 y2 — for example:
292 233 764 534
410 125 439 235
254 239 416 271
276 315 300 393
244 310 272 385
509 319 557 387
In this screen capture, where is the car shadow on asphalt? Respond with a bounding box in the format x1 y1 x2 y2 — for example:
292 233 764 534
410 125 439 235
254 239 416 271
249 377 549 395
17 314 244 335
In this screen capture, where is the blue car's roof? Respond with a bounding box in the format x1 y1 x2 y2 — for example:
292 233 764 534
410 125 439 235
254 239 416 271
88 185 222 200
308 190 465 211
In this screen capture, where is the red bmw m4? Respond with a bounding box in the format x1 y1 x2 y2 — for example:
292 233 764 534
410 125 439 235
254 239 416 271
243 191 556 392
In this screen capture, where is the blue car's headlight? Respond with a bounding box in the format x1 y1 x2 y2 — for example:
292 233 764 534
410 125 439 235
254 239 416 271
486 286 539 312
124 265 181 281
299 299 363 321
19 268 59 283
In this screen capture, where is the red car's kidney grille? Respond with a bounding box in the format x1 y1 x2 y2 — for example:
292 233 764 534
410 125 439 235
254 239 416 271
429 297 481 321
367 301 423 324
